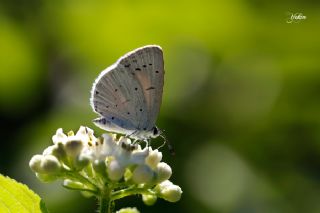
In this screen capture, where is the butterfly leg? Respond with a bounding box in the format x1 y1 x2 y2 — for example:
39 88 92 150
132 139 139 145
141 139 150 149
126 130 138 138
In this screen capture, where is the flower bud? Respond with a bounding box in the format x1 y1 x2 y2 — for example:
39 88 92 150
124 168 133 181
43 144 66 161
132 165 154 184
51 143 67 159
81 191 95 198
67 130 74 136
142 194 157 206
40 155 61 174
116 207 140 213
29 155 44 173
64 138 83 157
74 153 90 170
76 126 88 137
52 128 68 144
155 162 172 183
36 173 58 183
93 159 106 174
145 149 162 169
63 179 85 190
107 160 125 181
157 180 182 202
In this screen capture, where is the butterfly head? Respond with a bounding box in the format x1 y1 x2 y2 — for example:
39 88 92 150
152 126 161 138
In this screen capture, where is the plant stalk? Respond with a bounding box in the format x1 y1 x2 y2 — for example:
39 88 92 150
99 196 110 213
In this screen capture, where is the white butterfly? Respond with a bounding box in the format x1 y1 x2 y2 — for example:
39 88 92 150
90 45 164 141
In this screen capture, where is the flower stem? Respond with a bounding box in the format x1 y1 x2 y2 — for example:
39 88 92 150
99 196 110 213
111 187 155 201
64 170 98 192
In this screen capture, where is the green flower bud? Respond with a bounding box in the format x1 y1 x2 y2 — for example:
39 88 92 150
142 194 157 206
63 179 85 190
124 168 133 182
107 160 125 181
81 191 95 198
29 155 44 173
116 207 140 213
67 130 74 136
93 159 106 174
132 165 154 184
74 153 90 170
40 155 61 174
155 162 172 183
36 173 58 183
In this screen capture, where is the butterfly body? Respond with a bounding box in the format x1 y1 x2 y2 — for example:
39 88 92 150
90 45 164 140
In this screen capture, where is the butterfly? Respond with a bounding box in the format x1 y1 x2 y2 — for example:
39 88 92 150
90 45 164 141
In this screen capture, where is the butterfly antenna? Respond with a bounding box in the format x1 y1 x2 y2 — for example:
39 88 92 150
159 132 175 156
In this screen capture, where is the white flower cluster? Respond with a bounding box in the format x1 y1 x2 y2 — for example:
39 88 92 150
29 126 182 205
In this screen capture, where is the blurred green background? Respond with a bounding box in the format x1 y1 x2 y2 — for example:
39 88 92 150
1 0 320 212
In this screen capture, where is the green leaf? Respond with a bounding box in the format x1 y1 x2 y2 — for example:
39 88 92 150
0 174 48 213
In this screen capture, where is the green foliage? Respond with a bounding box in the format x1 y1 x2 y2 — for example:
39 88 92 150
0 174 48 213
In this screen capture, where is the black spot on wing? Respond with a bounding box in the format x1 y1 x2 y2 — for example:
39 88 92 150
102 118 106 124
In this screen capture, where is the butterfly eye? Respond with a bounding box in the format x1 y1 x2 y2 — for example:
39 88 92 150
153 127 159 136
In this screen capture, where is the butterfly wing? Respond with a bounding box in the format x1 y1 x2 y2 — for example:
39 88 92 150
90 45 164 135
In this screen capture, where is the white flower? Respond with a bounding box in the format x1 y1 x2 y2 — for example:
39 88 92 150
107 159 125 181
145 149 162 169
129 147 150 165
64 136 84 157
109 137 149 168
84 133 117 162
155 162 172 182
156 180 182 202
52 128 68 145
43 143 66 159
132 165 154 184
40 155 61 174
30 125 182 207
29 154 43 173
